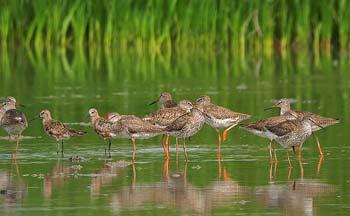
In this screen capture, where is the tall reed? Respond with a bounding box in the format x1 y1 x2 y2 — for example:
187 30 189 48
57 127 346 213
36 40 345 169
0 0 349 54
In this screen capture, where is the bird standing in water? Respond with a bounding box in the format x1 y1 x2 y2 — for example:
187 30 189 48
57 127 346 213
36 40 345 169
90 108 164 162
38 110 86 156
0 96 28 158
165 106 205 161
241 114 322 166
195 95 251 153
144 100 193 158
89 109 127 156
266 98 339 158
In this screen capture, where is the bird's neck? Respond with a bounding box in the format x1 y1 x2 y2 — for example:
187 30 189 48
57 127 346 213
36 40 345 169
90 115 100 126
280 104 291 115
42 117 51 125
3 104 16 111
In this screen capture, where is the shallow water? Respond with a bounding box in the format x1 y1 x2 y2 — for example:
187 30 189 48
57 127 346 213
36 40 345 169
0 49 350 215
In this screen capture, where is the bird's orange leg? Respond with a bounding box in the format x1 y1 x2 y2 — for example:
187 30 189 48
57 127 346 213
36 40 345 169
163 158 170 177
314 134 324 158
222 123 238 141
223 168 231 181
317 155 324 175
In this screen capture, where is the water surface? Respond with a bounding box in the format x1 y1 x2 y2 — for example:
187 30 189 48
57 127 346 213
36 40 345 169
0 49 349 215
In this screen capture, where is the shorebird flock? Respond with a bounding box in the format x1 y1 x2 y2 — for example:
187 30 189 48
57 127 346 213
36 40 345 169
0 93 339 166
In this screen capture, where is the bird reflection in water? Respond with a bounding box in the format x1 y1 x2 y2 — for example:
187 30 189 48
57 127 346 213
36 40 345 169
259 157 336 216
0 159 27 214
43 159 82 200
269 152 325 181
110 153 250 215
90 159 131 196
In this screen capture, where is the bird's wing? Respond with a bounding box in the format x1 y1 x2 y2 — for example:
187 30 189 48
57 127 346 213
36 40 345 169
45 119 67 136
265 120 300 137
205 104 250 120
120 115 162 134
147 107 186 125
165 113 190 131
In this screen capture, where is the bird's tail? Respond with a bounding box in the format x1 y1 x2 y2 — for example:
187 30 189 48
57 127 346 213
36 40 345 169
68 128 87 137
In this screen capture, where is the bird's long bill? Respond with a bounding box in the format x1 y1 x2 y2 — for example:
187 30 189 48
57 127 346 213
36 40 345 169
264 105 276 111
17 103 26 108
149 99 159 105
29 116 40 123
310 118 324 129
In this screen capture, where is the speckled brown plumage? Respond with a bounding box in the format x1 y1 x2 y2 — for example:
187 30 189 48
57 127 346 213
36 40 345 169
0 96 27 157
241 115 314 166
240 115 294 140
40 110 85 155
269 98 339 157
165 107 205 161
195 95 251 145
271 98 339 132
144 100 193 128
43 119 85 141
89 108 164 161
265 117 313 149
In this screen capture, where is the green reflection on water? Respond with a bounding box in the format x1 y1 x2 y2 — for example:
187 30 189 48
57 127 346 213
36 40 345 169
0 48 349 215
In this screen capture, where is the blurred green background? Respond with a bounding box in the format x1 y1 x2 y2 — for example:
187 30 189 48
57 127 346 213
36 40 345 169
1 1 350 215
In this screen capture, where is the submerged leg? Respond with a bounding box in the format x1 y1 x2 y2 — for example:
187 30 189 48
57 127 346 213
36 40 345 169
222 123 238 141
56 142 60 155
183 138 188 162
317 156 324 175
132 139 136 162
163 158 170 177
166 135 170 157
314 134 324 158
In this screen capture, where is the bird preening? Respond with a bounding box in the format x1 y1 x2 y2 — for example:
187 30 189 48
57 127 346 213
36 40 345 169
0 95 339 166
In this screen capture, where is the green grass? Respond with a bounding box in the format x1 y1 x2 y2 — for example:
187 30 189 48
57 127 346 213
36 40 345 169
0 0 349 54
